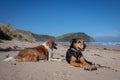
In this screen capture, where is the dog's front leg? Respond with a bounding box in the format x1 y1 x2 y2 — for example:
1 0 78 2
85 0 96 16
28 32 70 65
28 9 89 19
79 56 97 70
48 52 53 61
48 48 53 61
70 56 83 67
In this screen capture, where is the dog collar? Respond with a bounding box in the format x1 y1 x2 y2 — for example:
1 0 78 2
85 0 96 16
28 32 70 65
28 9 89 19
71 48 80 53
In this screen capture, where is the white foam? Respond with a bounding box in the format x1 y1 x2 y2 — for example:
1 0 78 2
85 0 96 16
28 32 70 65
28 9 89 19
87 42 120 48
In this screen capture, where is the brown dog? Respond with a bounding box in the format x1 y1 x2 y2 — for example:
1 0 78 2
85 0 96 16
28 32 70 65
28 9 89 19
4 40 57 62
66 38 97 71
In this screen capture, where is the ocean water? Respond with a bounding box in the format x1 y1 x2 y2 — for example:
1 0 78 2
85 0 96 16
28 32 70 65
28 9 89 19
86 42 120 48
58 42 120 48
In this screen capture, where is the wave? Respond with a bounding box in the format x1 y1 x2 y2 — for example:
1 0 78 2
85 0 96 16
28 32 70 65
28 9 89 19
58 42 120 48
87 42 120 48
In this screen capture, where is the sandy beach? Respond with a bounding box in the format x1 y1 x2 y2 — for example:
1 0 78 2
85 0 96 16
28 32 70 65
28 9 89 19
0 40 120 80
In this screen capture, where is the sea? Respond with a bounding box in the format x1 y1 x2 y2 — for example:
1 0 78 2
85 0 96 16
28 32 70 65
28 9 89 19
87 42 120 48
58 42 120 48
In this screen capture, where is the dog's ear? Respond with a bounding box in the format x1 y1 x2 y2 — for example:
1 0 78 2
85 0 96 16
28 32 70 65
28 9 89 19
70 38 76 43
70 38 77 48
70 38 76 44
46 40 53 48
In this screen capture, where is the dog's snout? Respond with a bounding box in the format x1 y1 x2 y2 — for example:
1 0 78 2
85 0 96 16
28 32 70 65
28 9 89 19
79 45 84 49
54 46 57 49
54 43 57 49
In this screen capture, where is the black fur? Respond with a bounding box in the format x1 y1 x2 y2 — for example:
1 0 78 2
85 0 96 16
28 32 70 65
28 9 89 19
66 48 83 64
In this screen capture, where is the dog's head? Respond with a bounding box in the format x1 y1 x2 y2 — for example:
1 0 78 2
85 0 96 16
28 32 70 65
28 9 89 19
70 38 86 51
45 40 57 49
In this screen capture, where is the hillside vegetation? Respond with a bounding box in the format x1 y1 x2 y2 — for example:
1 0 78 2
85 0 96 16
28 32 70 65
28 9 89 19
56 32 95 42
0 23 95 42
0 23 36 42
32 33 56 41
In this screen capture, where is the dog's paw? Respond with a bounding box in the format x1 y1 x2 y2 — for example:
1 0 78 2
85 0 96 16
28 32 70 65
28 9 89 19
84 65 97 71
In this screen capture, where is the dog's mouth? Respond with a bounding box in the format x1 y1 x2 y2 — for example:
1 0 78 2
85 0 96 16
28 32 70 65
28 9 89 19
77 47 83 51
53 43 57 49
54 46 57 49
77 44 86 51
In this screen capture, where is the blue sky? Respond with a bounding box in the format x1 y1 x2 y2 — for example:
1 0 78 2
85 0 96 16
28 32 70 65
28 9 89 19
0 0 120 41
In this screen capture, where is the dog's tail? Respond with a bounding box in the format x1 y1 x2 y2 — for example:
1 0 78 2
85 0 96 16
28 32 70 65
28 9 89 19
3 54 16 62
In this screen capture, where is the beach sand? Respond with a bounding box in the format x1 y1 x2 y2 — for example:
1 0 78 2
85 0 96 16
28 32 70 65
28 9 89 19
0 40 120 80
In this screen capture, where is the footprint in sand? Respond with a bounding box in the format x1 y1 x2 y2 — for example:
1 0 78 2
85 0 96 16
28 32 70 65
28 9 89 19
53 70 71 80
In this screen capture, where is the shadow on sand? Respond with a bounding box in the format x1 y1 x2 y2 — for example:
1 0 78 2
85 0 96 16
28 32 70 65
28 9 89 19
0 48 21 52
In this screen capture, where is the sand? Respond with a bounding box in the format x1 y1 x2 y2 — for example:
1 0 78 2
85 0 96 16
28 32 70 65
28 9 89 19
0 40 120 80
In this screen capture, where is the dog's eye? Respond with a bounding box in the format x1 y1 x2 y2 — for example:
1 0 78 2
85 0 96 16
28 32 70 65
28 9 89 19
55 43 57 46
74 41 77 43
78 41 81 43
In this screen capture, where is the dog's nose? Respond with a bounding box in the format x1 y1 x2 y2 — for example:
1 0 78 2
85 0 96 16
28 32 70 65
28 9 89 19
54 46 57 49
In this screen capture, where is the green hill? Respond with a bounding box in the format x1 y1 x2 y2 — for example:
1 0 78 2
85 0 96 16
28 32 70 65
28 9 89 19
56 32 95 42
32 33 56 41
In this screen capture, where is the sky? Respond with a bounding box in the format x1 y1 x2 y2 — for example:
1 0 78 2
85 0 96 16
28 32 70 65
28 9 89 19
0 0 120 41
